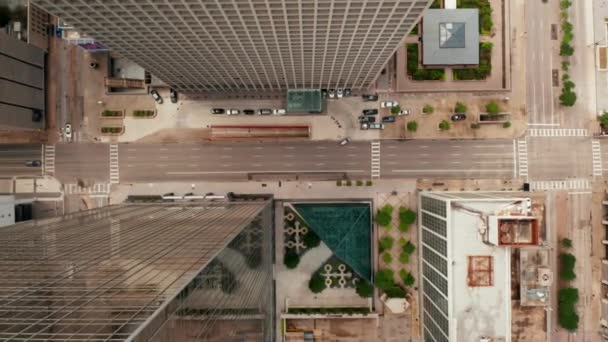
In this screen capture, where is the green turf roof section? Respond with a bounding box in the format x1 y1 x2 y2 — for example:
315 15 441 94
292 202 371 280
286 89 322 113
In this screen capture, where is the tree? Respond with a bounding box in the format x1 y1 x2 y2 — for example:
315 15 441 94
561 238 573 248
384 286 407 298
560 42 574 56
284 251 300 269
356 279 374 298
399 251 410 264
407 121 418 132
559 89 577 106
563 80 575 92
422 104 434 114
308 273 326 293
439 120 451 131
560 253 576 280
382 252 393 264
503 121 511 128
375 269 395 290
558 287 579 331
399 207 416 224
561 61 570 71
379 236 394 253
559 287 579 303
376 204 393 227
400 269 415 286
303 231 321 248
486 101 501 115
598 112 608 127
402 241 416 255
391 105 402 115
455 102 467 113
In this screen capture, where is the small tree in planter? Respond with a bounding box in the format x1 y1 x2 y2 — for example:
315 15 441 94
375 269 395 289
439 120 451 131
422 104 434 114
356 279 374 298
399 207 416 232
309 273 326 293
598 112 608 128
561 238 573 248
560 253 576 280
399 251 410 264
407 121 418 132
382 252 393 264
503 121 511 128
379 235 394 253
375 204 393 227
303 231 321 248
455 102 467 113
400 269 415 286
486 101 501 115
284 251 300 269
391 105 402 115
402 241 416 255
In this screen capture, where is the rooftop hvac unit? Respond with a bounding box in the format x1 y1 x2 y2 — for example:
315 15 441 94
537 268 553 286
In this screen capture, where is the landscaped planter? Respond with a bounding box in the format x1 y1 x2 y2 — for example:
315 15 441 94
132 109 157 118
478 112 511 124
100 126 125 135
100 109 124 118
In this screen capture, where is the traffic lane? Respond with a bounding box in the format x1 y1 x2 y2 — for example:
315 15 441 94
0 144 42 177
528 138 591 180
54 143 109 182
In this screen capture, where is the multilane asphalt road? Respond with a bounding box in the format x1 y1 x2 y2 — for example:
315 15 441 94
0 145 42 178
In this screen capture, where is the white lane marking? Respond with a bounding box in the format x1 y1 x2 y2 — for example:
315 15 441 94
167 170 366 174
347 154 357 157
419 145 429 148
316 146 327 149
254 147 264 150
316 154 326 158
472 153 512 156
191 148 200 151
391 169 510 173
127 156 136 159
188 164 198 167
160 148 168 151
450 153 462 156
222 164 232 167
159 164 168 167
127 149 137 152
284 163 294 167
450 161 461 164
159 156 169 159
252 163 262 167
223 147 233 150
221 155 232 158
284 146 295 149
127 165 134 168
473 161 513 164
450 145 461 148
253 155 262 158
315 163 325 166
284 155 294 158
386 154 397 157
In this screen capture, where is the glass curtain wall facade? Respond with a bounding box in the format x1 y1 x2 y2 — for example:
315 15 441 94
32 0 433 92
0 200 274 341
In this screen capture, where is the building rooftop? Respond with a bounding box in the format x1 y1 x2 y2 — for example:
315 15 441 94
422 9 480 65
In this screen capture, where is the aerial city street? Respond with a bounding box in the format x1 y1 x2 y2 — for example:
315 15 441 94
0 0 607 341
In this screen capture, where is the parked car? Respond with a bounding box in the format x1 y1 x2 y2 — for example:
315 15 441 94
397 108 410 116
339 137 351 145
273 109 286 115
336 88 343 98
170 89 178 103
328 89 335 99
362 94 379 101
361 122 385 130
321 89 328 98
451 114 467 121
362 109 378 116
380 100 398 108
258 109 272 115
382 116 396 123
226 109 240 115
243 109 255 115
64 123 72 139
344 88 352 97
24 160 41 167
358 115 376 123
150 89 163 104
211 108 225 114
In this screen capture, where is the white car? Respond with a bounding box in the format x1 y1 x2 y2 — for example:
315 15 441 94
328 89 335 99
339 137 351 145
397 108 410 116
226 109 240 115
360 123 385 130
336 88 343 98
380 101 399 108
273 109 286 115
64 124 72 139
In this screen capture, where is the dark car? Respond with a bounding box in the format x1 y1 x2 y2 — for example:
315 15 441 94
362 94 379 101
358 115 376 123
451 114 467 121
243 109 255 115
321 89 328 98
25 160 41 167
382 116 396 123
31 109 43 122
170 89 178 103
150 89 163 104
258 109 272 115
344 88 352 97
211 108 225 114
362 109 378 116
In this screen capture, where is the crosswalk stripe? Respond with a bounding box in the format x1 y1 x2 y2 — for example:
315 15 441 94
528 128 588 137
592 140 603 176
109 144 120 184
43 144 55 175
517 139 528 178
63 183 111 196
371 141 381 178
529 179 590 191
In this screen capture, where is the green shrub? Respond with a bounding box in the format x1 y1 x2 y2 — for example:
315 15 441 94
284 251 300 269
560 88 577 106
453 43 492 79
309 274 326 293
382 252 393 264
399 237 407 246
346 180 352 186
559 287 579 303
365 180 373 186
356 180 363 186
561 61 570 71
422 104 434 114
376 204 394 227
379 235 395 252
439 120 451 131
558 287 579 331
399 207 416 224
391 105 402 115
402 241 416 255
101 127 122 134
133 110 155 117
384 286 407 298
407 121 418 132
560 253 576 280
455 102 468 113
560 41 574 56
486 101 501 115
399 251 410 264
407 43 445 80
102 110 122 117
503 121 511 128
400 269 416 286
471 123 481 129
458 0 493 34
375 269 395 290
336 180 342 186
561 238 573 248
303 231 321 248
356 279 374 298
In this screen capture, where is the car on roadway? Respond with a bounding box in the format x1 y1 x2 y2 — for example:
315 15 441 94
360 122 384 130
273 109 286 115
150 89 163 104
258 109 272 115
328 89 335 99
170 89 178 103
451 114 467 121
382 116 396 123
380 100 398 108
243 109 255 115
226 109 240 115
339 137 351 145
362 109 378 116
362 94 379 101
358 115 376 123
211 108 225 114
24 160 41 167
336 88 343 98
64 123 72 139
